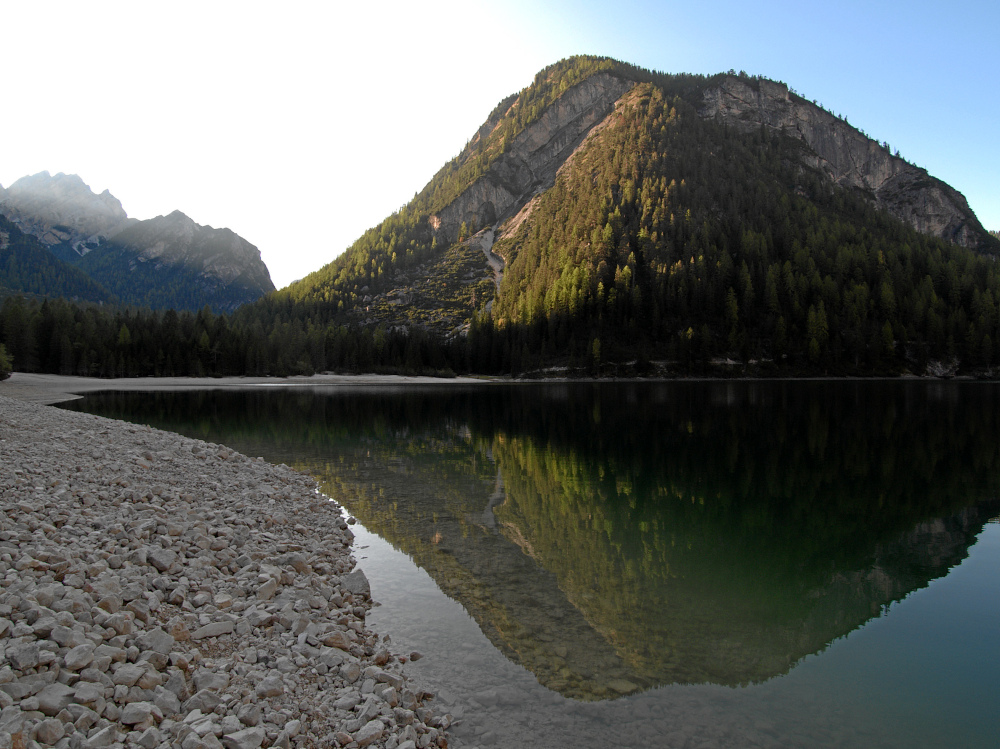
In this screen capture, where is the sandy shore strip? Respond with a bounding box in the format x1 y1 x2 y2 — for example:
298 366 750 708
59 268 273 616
0 373 495 407
0 394 451 749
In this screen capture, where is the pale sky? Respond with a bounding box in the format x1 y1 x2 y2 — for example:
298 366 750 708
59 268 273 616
3 0 997 289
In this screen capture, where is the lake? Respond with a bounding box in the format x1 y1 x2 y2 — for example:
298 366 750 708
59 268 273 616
63 381 1000 748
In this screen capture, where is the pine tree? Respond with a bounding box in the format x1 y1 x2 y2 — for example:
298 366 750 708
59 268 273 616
0 343 12 380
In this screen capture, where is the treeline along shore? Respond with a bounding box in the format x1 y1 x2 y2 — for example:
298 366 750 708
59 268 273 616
0 393 452 749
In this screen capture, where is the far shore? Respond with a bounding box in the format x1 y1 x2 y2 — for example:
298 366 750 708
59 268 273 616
0 371 498 406
1 369 984 407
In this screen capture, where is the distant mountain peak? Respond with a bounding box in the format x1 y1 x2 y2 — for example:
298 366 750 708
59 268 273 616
0 170 128 256
0 171 274 311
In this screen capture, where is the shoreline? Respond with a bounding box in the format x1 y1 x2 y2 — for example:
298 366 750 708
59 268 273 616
0 395 450 748
0 373 498 407
1 370 980 408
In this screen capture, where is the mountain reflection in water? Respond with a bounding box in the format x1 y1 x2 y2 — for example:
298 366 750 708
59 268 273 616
66 382 1000 701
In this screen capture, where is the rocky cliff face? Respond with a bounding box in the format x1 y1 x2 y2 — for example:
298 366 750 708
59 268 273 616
0 171 130 257
700 77 991 251
104 210 275 294
431 72 992 259
430 73 634 244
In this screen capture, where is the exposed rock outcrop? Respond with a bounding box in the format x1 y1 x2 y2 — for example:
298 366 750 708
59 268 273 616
433 72 993 257
700 77 992 252
430 74 634 244
0 172 129 258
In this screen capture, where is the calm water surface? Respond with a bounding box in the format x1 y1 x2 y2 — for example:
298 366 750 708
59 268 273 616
65 382 1000 748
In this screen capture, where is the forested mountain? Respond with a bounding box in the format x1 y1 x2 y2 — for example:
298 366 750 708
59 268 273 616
261 56 1000 376
0 215 115 304
0 172 274 312
2 56 998 379
79 210 276 312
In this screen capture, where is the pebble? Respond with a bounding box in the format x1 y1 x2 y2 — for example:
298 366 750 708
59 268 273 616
0 395 447 748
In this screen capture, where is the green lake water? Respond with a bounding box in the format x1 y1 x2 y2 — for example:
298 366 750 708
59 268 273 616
64 381 1000 748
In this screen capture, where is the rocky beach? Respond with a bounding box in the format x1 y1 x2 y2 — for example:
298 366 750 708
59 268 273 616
0 392 451 749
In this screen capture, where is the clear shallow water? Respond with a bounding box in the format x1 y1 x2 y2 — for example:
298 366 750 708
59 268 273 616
350 520 1000 748
65 382 1000 748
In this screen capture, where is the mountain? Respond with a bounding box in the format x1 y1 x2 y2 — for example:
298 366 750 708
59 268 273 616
274 56 1000 375
699 77 991 252
5 57 998 378
78 210 276 312
0 172 275 312
0 172 128 262
0 214 115 304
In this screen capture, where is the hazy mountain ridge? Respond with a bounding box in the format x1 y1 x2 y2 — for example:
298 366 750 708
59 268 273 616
0 172 129 261
0 172 274 311
106 210 273 288
80 210 276 312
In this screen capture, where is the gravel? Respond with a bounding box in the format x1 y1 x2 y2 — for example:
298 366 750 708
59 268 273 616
0 395 450 749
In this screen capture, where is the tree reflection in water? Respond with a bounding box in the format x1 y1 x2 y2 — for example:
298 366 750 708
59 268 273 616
66 381 1000 699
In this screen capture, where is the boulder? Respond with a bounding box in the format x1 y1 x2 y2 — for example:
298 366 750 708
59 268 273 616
342 569 370 598
221 726 265 749
36 683 77 716
191 621 234 640
147 548 177 572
